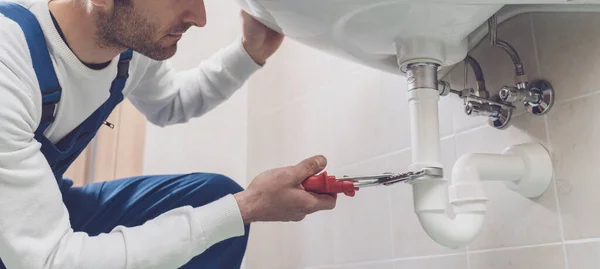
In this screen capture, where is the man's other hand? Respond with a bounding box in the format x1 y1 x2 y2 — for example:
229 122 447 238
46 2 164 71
240 10 284 66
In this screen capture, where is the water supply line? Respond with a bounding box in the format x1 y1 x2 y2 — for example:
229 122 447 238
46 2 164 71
488 15 526 87
447 55 514 129
447 14 557 129
488 14 555 116
463 55 490 99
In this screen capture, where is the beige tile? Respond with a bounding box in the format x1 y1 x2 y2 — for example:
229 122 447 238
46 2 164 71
381 72 412 152
455 113 561 250
280 90 334 168
547 95 600 240
282 222 321 269
174 87 249 128
394 254 468 269
165 125 247 181
327 70 388 167
566 242 600 269
247 111 286 180
331 158 394 264
290 211 336 268
284 223 318 269
245 222 300 269
247 43 288 121
469 245 566 269
388 138 466 257
533 13 600 103
281 40 366 104
438 93 456 138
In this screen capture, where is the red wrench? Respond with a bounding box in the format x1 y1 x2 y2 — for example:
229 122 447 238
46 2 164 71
302 168 443 197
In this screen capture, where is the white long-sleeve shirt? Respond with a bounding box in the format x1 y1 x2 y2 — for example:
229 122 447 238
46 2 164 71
0 0 262 268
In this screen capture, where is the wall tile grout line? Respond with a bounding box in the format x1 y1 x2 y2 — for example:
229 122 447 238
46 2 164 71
555 90 600 105
545 111 570 269
469 241 563 255
466 249 472 269
331 108 497 173
547 114 570 269
529 14 542 79
339 148 412 172
451 93 470 269
311 251 468 269
312 237 600 268
531 13 570 269
309 238 600 269
454 123 488 138
565 237 600 245
338 132 459 173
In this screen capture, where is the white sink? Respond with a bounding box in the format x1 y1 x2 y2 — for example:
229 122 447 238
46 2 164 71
234 0 600 76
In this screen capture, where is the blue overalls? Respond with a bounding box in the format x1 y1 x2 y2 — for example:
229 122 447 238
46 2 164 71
0 2 250 268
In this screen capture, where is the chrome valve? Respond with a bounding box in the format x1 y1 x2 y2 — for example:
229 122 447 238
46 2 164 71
499 81 555 116
465 101 501 117
499 86 540 104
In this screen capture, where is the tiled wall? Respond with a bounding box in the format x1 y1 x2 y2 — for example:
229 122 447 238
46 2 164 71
245 12 600 269
143 0 249 184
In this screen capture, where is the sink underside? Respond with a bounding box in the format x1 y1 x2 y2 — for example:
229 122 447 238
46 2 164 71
234 0 600 76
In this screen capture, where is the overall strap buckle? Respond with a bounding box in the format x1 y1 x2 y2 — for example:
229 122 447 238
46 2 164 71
116 57 131 79
116 50 133 79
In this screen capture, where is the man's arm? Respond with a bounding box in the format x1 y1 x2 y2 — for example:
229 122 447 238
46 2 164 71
0 60 246 268
126 37 261 127
0 57 337 269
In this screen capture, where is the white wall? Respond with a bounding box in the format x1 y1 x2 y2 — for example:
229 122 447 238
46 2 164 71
244 12 600 269
142 0 249 185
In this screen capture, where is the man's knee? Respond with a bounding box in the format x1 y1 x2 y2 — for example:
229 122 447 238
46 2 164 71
192 173 244 197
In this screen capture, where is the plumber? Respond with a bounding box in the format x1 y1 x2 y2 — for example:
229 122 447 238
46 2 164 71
0 0 337 268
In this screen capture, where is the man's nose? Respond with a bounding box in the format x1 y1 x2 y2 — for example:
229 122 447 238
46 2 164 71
182 0 207 27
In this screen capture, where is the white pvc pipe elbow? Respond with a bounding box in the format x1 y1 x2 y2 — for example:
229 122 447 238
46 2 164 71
408 87 525 249
416 212 485 249
413 153 524 249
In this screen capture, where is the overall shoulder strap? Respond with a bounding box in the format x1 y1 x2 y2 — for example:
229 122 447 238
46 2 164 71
0 2 62 134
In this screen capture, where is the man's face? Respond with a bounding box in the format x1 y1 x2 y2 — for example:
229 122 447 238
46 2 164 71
96 0 206 61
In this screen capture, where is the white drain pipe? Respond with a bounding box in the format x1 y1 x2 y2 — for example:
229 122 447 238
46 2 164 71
405 62 552 249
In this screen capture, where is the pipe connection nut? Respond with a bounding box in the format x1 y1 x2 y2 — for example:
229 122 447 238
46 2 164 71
407 63 439 91
438 80 451 96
